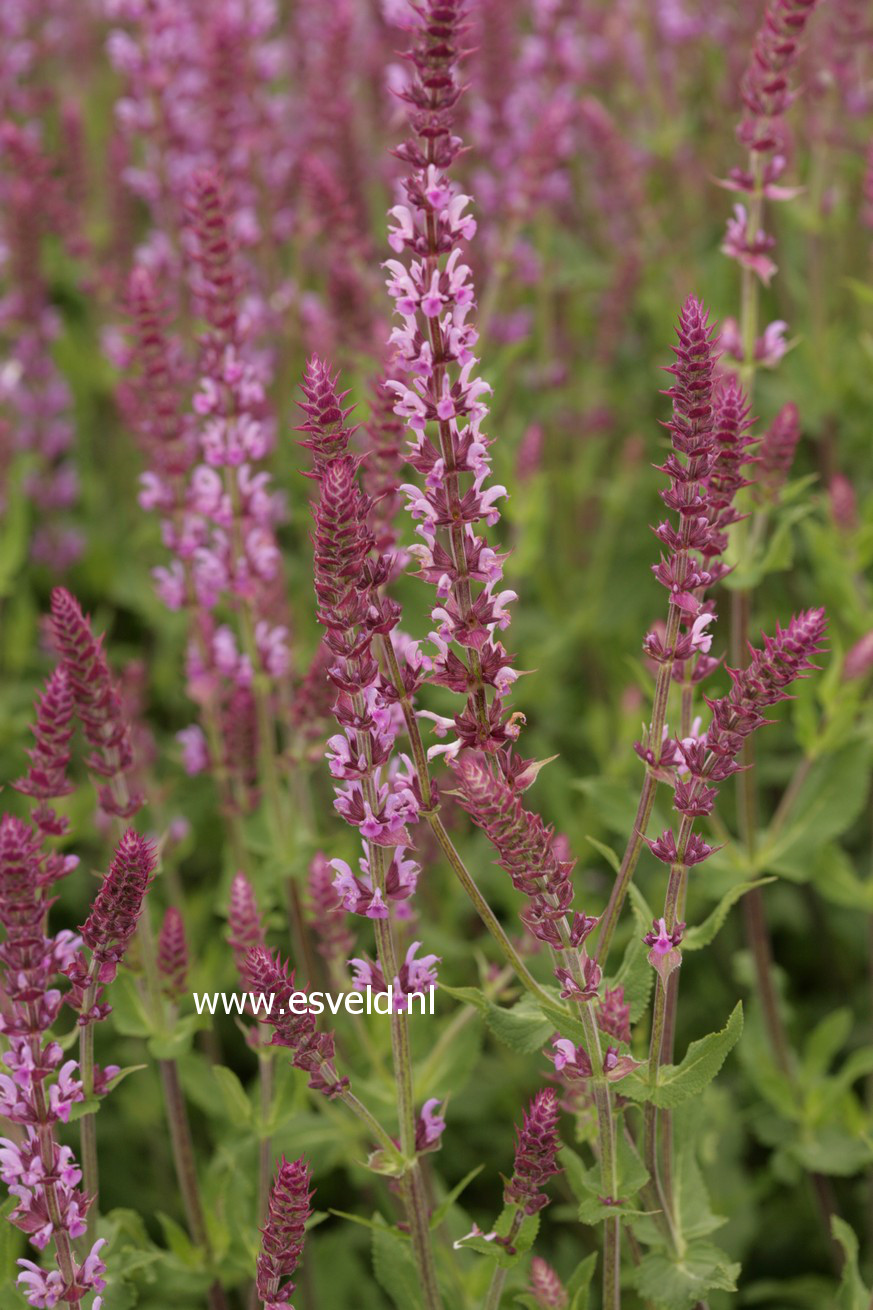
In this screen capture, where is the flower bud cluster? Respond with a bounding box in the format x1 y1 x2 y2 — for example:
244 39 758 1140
257 1156 313 1310
452 750 600 1000
503 1088 561 1217
301 359 422 883
49 588 143 821
246 947 349 1100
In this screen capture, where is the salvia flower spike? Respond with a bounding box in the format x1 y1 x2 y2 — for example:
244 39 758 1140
257 1156 313 1310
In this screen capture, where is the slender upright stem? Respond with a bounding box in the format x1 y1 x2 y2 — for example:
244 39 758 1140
580 1004 621 1310
78 973 100 1243
159 1058 228 1310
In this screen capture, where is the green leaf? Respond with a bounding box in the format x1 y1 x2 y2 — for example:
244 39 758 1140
108 971 154 1038
802 1010 852 1078
832 1217 871 1310
759 741 873 875
683 880 775 951
156 1213 202 1269
632 1242 740 1309
566 1252 598 1310
211 1065 253 1123
439 983 554 1054
371 1218 424 1310
609 933 654 1023
586 835 620 874
623 1004 743 1107
429 1165 485 1229
828 1215 865 1310
485 997 554 1054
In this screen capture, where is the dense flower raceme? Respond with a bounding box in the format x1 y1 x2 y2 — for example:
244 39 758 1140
245 946 349 1100
643 608 828 962
257 1156 312 1310
106 0 294 295
452 748 601 1002
503 1089 561 1218
720 0 821 356
65 830 156 1025
157 906 189 1001
755 400 801 502
0 815 107 1308
528 1256 568 1309
385 0 519 759
13 667 75 838
299 359 422 879
0 121 83 570
641 299 756 725
126 173 292 789
49 588 143 821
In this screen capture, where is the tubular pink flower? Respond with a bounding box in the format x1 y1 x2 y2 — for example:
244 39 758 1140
256 1156 313 1310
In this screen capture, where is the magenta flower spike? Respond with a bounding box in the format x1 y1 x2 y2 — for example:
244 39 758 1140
245 946 348 1100
0 814 107 1307
72 830 157 1005
385 0 520 758
13 666 75 837
503 1088 561 1217
452 749 598 973
157 907 189 1001
49 587 143 821
228 871 265 986
257 1156 313 1310
307 852 354 969
528 1256 569 1309
756 401 801 502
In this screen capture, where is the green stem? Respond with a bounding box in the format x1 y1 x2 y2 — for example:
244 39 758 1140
580 1004 621 1310
482 1209 524 1310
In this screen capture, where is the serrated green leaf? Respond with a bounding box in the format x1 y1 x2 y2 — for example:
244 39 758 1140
439 983 555 1054
623 1004 743 1107
632 1242 740 1309
683 879 775 951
